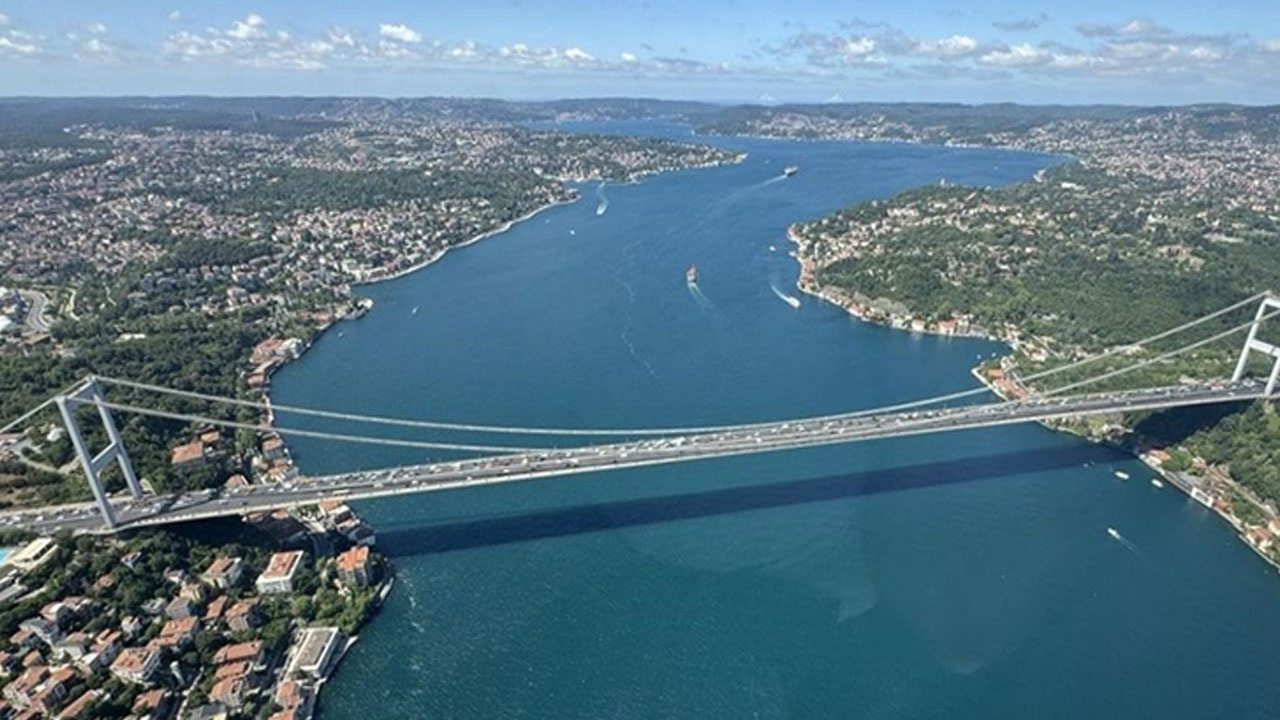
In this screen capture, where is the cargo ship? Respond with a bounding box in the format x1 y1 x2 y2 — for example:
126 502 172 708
686 263 698 284
783 165 799 177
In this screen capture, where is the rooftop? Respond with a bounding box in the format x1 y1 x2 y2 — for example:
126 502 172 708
336 545 369 573
259 550 303 580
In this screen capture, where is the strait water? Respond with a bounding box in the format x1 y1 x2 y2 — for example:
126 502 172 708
272 124 1280 719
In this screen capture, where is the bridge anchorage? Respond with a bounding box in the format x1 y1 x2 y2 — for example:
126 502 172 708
12 290 1280 534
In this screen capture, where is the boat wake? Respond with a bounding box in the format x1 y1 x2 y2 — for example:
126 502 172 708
770 284 801 309
610 268 660 382
595 183 609 216
687 281 714 311
1106 527 1145 559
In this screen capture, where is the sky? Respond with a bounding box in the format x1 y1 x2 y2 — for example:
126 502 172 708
1 1 1278 104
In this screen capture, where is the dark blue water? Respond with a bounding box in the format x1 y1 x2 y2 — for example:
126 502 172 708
272 125 1280 719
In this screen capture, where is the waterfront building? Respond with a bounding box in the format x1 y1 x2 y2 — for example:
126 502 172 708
285 627 343 679
335 546 371 588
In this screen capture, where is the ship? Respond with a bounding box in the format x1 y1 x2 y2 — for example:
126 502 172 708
783 165 799 177
686 263 698 284
1106 527 1121 540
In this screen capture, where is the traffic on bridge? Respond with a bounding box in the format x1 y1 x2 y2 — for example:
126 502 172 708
0 378 1265 534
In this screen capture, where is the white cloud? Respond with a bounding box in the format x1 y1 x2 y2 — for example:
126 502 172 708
1187 46 1223 61
563 47 592 61
978 43 1048 67
0 34 40 56
87 22 107 35
378 23 422 44
74 36 124 62
162 13 332 69
915 34 978 57
0 12 8 26
844 36 876 56
1077 17 1168 38
327 27 356 47
1262 38 1280 52
620 51 636 63
227 13 267 40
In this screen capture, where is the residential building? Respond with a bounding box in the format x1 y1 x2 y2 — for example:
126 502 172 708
164 595 198 620
213 641 262 667
225 600 260 633
336 545 371 588
201 557 244 589
110 647 160 684
255 551 303 595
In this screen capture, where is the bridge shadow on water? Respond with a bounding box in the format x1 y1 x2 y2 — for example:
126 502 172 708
375 443 1119 558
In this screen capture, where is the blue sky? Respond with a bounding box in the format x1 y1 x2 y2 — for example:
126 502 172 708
1 1 1278 104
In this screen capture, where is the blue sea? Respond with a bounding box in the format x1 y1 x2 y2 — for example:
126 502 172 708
272 123 1280 719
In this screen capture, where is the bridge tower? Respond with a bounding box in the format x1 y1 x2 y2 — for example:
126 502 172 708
54 377 144 529
1232 294 1280 397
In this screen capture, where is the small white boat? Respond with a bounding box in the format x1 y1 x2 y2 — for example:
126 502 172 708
768 245 777 252
1151 478 1164 489
411 306 419 315
569 229 576 236
1114 471 1129 480
1107 527 1121 540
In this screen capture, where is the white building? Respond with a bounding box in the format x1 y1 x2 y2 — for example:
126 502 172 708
254 551 303 595
285 626 343 679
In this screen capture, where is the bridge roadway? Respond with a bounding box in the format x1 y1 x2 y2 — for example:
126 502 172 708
0 379 1266 534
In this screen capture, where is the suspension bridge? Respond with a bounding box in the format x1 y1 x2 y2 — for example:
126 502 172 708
2 292 1279 535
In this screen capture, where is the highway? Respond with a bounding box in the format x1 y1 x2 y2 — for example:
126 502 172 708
0 379 1266 534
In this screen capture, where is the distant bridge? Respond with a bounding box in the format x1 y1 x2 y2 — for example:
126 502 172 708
2 292 1279 535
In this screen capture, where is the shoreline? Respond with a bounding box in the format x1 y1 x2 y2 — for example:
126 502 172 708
788 226 1280 576
358 193 582 286
785 225 1011 345
278 152 748 379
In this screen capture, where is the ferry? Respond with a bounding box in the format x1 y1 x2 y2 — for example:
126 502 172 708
1107 527 1121 540
686 264 698 284
783 165 799 177
1113 470 1130 480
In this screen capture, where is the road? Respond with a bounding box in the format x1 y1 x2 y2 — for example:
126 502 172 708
0 379 1265 534
18 290 53 333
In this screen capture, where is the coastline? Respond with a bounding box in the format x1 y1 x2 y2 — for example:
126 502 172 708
279 152 748 379
359 193 582 286
696 127 1075 164
785 225 1010 344
788 225 1280 576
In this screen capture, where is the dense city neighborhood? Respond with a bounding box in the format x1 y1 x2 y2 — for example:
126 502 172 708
0 497 386 720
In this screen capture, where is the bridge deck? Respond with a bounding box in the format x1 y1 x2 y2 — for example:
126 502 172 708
1 380 1265 534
